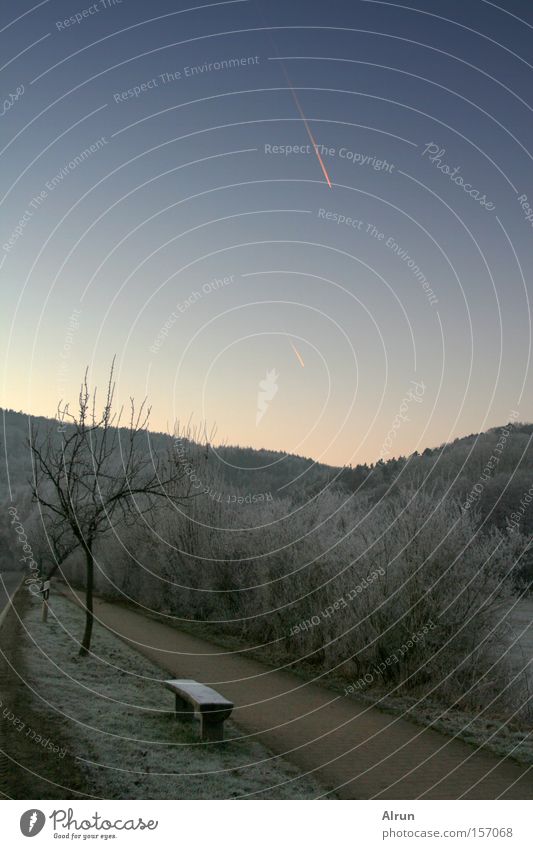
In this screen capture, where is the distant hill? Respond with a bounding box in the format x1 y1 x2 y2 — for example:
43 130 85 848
338 421 533 536
0 408 337 505
1 407 532 537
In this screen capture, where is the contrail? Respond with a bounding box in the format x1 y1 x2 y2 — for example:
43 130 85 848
290 342 305 367
258 2 333 188
279 62 333 189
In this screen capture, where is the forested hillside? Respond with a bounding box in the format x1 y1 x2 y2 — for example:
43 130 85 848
2 406 532 719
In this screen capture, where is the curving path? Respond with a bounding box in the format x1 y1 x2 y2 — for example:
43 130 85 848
63 588 533 800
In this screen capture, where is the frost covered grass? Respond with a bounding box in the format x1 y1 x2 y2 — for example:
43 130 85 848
350 689 533 768
21 594 326 799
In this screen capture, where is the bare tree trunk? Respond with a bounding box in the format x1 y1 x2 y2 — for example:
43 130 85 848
79 544 94 656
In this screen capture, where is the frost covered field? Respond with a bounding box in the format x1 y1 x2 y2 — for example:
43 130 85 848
20 594 326 800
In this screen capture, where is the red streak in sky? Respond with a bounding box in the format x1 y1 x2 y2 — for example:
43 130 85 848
290 342 305 367
280 63 333 189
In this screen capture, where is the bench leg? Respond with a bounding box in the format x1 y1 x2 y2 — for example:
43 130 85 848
200 716 224 742
174 694 194 722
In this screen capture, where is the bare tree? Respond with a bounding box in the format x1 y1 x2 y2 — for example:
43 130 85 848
29 360 195 656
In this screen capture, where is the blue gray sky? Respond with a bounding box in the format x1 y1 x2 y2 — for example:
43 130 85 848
1 0 532 465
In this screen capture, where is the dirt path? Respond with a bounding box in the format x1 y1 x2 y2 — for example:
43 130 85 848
64 589 533 800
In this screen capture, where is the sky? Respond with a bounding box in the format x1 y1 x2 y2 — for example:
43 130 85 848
1 0 532 467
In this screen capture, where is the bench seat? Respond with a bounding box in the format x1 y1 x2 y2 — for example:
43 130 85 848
165 679 233 741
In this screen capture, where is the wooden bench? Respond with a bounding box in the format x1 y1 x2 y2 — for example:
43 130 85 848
164 679 233 741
